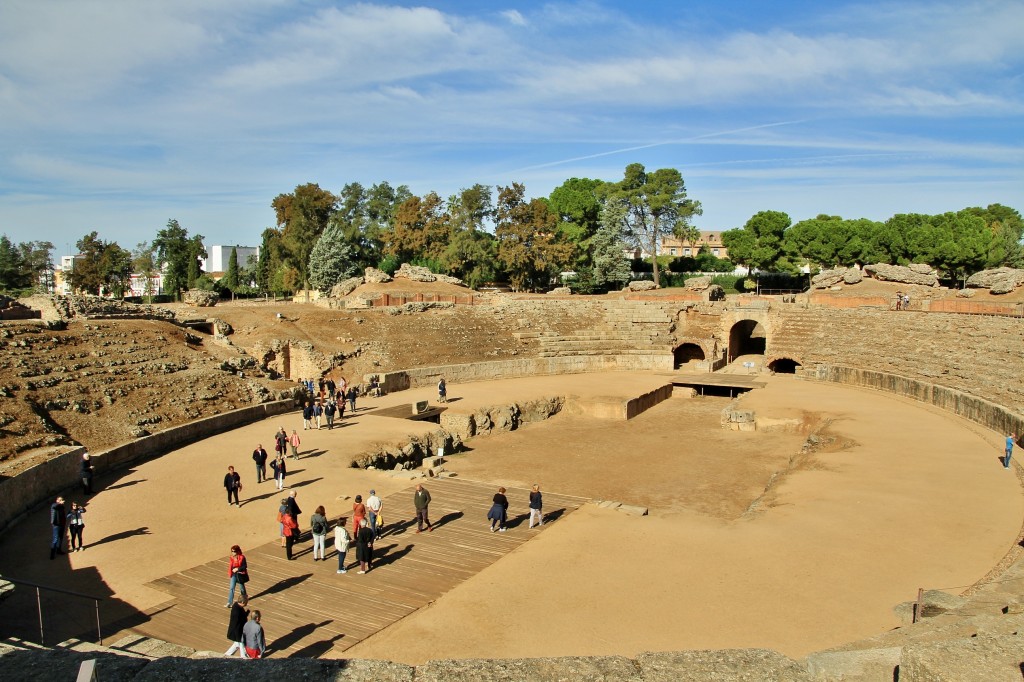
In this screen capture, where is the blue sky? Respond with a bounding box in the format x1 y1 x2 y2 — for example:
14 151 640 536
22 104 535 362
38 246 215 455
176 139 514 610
0 0 1021 254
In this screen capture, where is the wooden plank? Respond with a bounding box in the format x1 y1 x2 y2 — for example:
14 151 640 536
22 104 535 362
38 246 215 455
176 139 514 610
125 479 586 657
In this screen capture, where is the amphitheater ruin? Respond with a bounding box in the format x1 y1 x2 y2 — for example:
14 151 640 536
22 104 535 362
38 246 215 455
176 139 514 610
0 277 1022 681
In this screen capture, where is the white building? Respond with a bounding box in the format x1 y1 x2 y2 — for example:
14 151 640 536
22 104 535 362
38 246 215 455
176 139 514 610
203 244 259 275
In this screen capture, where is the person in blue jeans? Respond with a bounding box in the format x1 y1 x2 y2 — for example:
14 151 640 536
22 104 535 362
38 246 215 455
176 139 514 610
1005 433 1016 469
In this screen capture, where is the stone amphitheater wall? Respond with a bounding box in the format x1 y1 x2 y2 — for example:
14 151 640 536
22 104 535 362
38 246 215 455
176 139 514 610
374 354 674 393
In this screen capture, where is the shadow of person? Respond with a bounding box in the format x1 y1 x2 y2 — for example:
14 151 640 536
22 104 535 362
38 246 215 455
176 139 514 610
287 631 345 658
287 477 323 489
241 489 284 505
250 573 312 599
431 510 464 530
101 479 146 492
271 618 333 652
381 518 416 537
543 507 567 524
89 527 151 548
504 512 530 530
370 543 413 568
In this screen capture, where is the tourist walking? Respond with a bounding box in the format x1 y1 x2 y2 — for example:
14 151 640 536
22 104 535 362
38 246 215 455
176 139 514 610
1006 432 1017 469
310 505 328 561
80 452 94 495
437 376 447 403
242 610 266 659
347 386 357 413
224 466 242 506
302 402 314 430
366 490 383 539
226 545 249 606
413 484 433 533
337 394 346 420
488 486 509 532
270 453 287 490
274 427 288 457
289 429 301 459
66 502 86 551
225 596 249 657
356 518 374 573
528 484 544 529
50 496 66 560
324 399 336 429
335 517 351 573
252 444 268 484
313 401 324 429
282 512 298 560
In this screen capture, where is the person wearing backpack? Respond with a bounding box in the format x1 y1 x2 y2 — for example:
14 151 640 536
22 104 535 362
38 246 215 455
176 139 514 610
310 505 328 561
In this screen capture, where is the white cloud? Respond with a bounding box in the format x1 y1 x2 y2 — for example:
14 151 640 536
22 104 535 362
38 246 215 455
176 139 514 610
500 9 527 26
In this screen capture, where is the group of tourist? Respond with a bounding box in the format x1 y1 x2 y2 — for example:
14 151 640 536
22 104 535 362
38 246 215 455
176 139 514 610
487 484 545 532
48 452 94 559
224 559 266 661
893 291 911 310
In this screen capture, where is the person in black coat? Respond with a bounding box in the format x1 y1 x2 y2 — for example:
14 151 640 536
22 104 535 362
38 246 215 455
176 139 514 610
252 444 268 484
224 466 242 506
356 518 375 574
286 491 302 538
49 496 67 560
225 596 250 658
488 486 509 532
80 452 94 495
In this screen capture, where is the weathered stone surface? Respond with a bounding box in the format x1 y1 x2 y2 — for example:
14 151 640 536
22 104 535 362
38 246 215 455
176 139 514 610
966 267 1024 294
863 264 939 287
627 280 658 291
395 263 436 282
330 277 364 298
182 289 219 307
899 633 1024 681
440 412 476 440
703 284 726 301
803 647 901 681
130 657 415 681
208 318 233 336
917 589 967 617
417 655 641 682
548 287 572 295
955 288 976 298
842 268 863 285
517 397 564 423
364 267 392 284
636 649 812 681
811 268 848 289
684 276 713 291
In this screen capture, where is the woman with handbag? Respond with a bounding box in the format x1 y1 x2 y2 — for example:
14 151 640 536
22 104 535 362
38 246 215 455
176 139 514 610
226 545 249 607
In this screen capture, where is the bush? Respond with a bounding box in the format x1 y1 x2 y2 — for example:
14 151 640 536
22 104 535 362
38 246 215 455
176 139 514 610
376 255 400 275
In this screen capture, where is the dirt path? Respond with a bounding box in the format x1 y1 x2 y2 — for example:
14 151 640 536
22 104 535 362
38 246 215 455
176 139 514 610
0 374 1019 664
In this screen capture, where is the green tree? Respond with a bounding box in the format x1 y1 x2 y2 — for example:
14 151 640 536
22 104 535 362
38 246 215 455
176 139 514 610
17 241 54 292
960 204 1024 268
68 232 131 295
386 192 452 265
591 201 632 289
548 177 604 269
132 242 158 302
721 211 791 271
222 247 240 291
0 235 27 291
495 183 572 291
443 228 498 288
601 163 701 287
308 223 359 292
153 219 195 299
272 183 338 291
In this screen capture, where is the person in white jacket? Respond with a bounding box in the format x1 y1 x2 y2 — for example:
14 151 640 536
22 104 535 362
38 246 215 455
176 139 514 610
334 517 351 574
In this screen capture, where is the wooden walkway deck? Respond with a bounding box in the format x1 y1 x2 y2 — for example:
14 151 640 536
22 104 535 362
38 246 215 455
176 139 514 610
128 478 586 657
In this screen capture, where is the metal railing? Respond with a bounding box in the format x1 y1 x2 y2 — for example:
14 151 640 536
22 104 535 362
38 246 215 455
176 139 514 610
1 576 104 646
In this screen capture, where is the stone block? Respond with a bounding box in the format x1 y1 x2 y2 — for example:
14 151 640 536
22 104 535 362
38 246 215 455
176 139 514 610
803 647 900 681
899 633 1024 681
617 504 648 516
416 655 640 682
636 649 812 681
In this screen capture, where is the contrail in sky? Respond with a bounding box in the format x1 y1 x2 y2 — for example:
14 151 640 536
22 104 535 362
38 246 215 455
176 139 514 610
509 120 807 173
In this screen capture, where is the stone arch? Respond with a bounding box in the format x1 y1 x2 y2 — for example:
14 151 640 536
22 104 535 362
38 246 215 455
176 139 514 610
728 319 766 362
673 342 706 368
767 357 802 374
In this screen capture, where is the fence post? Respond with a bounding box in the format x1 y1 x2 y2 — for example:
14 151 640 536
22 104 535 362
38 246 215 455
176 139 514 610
912 587 924 623
36 586 44 645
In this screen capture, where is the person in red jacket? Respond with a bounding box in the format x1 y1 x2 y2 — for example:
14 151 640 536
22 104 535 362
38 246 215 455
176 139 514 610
226 544 249 607
282 513 299 560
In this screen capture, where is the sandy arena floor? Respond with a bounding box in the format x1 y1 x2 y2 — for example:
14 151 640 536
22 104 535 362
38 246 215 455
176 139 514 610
0 373 1020 663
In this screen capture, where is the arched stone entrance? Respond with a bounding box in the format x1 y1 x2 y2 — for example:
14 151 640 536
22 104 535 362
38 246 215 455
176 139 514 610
767 357 801 374
673 343 705 369
728 320 766 362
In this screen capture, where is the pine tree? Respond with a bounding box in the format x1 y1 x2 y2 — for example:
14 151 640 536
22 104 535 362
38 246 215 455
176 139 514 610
308 224 359 292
